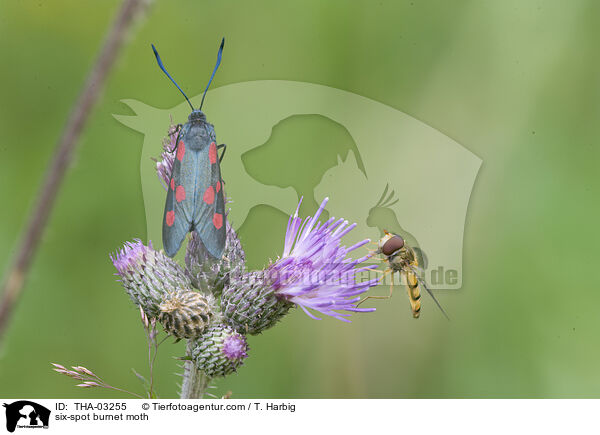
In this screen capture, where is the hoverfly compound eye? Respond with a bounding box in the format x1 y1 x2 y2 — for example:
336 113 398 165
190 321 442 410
382 235 404 256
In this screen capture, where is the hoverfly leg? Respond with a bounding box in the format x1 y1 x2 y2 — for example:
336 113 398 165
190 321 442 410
356 269 394 307
364 247 378 257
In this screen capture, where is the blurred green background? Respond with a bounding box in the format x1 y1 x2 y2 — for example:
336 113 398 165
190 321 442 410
1 0 600 398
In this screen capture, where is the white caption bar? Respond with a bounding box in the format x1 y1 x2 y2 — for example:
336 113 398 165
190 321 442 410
0 399 594 435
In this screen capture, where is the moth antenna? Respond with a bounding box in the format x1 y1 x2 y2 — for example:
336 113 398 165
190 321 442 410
199 37 225 111
152 44 194 111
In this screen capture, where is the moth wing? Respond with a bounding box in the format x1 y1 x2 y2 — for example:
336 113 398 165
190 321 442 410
193 142 226 259
162 133 196 257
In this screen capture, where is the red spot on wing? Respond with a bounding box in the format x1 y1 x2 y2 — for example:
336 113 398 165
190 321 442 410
212 213 223 229
166 210 175 227
209 142 217 164
216 180 221 192
170 178 175 191
176 141 185 161
176 185 186 202
203 186 215 204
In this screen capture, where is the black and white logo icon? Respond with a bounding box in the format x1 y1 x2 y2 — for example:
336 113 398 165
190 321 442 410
3 401 50 433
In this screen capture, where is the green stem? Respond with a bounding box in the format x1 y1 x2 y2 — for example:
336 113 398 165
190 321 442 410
180 341 210 399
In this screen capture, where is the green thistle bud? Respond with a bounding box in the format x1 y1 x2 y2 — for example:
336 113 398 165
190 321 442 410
189 324 249 377
158 291 216 339
185 220 246 296
221 271 294 335
110 240 193 317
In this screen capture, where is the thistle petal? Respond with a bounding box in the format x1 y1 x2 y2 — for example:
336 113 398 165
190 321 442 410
269 197 377 321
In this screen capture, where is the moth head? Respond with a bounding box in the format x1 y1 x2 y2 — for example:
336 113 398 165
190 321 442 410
189 109 207 123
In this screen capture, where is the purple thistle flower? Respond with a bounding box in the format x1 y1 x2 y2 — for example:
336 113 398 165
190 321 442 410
155 123 179 190
110 239 154 276
156 153 174 190
269 197 378 322
222 333 248 361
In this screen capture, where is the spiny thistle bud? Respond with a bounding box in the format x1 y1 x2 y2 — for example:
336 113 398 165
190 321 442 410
185 220 246 296
189 324 249 377
221 271 294 335
110 240 193 317
158 291 216 339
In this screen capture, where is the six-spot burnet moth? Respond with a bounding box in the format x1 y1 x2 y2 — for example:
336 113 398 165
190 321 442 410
152 38 226 259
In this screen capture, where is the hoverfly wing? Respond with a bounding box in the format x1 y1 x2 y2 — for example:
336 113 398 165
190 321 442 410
412 247 428 269
409 265 450 321
193 140 226 259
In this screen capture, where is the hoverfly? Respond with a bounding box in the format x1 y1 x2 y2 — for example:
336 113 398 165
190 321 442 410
360 231 449 320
